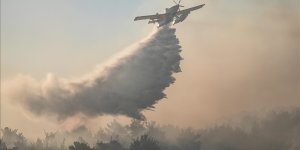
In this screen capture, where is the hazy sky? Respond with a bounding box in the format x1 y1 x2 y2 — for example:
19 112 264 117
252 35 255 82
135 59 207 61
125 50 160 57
1 0 299 139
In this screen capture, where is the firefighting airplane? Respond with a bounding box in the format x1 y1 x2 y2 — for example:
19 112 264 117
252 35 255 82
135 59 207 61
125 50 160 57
134 0 205 27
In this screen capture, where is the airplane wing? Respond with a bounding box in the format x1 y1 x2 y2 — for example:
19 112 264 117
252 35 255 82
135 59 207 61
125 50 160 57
177 4 205 15
134 13 166 21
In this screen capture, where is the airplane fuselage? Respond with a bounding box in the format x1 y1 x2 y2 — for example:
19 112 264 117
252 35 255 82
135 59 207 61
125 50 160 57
158 5 180 27
134 2 205 27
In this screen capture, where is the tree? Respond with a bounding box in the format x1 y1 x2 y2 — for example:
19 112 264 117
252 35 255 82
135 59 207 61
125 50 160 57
176 128 201 150
130 135 161 150
44 131 57 149
35 138 43 149
68 141 92 150
0 139 8 150
126 120 146 137
1 127 27 148
95 140 125 150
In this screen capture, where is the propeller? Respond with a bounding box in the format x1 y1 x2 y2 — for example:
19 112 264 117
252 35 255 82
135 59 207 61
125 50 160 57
173 0 184 7
178 0 184 7
173 0 177 4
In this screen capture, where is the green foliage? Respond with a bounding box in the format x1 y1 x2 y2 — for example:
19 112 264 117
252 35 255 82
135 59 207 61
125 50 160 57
95 140 125 150
1 127 26 148
68 141 92 150
130 135 161 150
0 139 8 150
0 108 299 150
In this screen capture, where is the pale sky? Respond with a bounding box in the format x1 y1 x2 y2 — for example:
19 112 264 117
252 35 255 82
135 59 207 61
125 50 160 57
1 0 299 139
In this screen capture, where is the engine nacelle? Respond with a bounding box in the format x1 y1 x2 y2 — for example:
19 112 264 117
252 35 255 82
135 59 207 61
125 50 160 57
148 20 156 24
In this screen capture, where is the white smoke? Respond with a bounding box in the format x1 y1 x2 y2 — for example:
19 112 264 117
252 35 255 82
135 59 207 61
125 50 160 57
5 26 182 121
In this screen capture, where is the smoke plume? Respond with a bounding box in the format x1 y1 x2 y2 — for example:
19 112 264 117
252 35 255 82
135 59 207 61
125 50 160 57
5 26 182 121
